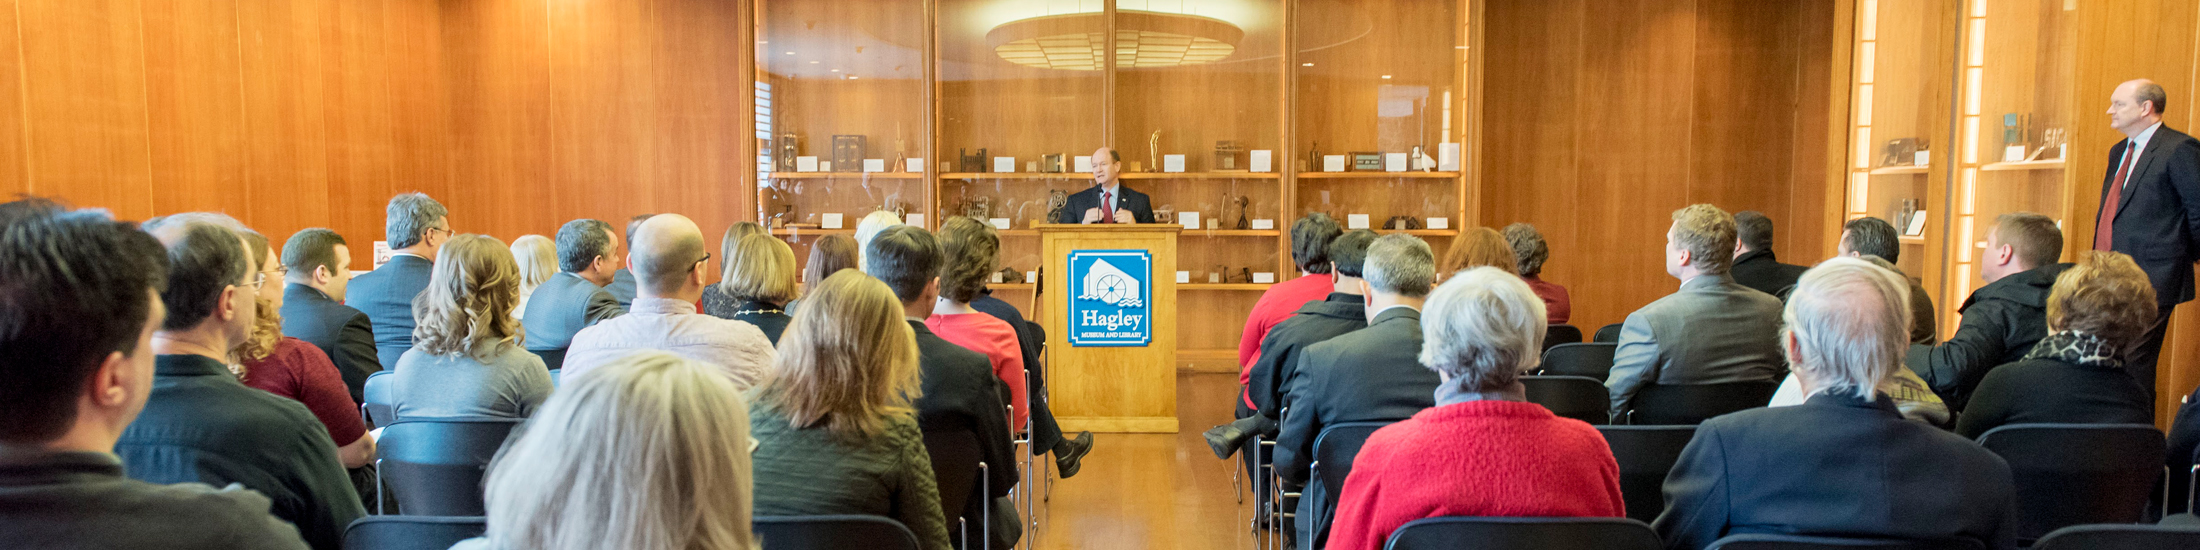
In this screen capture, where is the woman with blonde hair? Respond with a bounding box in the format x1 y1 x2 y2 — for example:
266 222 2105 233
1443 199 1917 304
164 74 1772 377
703 232 799 344
509 234 556 319
455 351 757 550
749 270 949 550
233 230 377 469
387 234 551 420
1438 227 1519 276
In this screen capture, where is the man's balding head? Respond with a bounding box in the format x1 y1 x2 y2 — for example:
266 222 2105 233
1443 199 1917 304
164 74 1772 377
1091 146 1123 186
2110 79 2168 135
631 214 708 298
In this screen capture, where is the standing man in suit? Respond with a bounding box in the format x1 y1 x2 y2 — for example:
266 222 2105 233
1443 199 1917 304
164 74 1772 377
277 228 379 402
523 219 628 370
603 214 652 308
347 192 449 372
1055 147 1156 224
1605 204 1787 421
2094 79 2200 404
1729 211 1809 298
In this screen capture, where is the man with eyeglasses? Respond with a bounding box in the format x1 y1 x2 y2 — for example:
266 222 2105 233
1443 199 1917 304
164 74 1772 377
348 192 452 371
563 214 775 387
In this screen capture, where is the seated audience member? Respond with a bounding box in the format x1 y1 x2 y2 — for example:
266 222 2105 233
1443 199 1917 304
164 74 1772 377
1438 226 1518 275
566 215 774 386
1276 234 1445 547
0 200 308 549
2173 386 2200 514
1606 205 1786 420
602 214 654 308
1840 216 1937 344
350 192 450 371
1769 255 1953 426
235 231 375 469
853 209 904 269
453 351 758 550
523 219 628 369
961 249 1069 474
1239 213 1344 387
123 214 363 550
1728 211 1809 298
508 234 556 319
702 233 798 344
388 234 552 420
928 219 1095 476
1653 258 2018 550
864 222 1021 544
790 234 860 313
749 271 951 550
277 228 378 401
1956 251 2155 438
1909 212 2068 411
1207 229 1380 459
1328 267 1625 550
1502 223 1571 324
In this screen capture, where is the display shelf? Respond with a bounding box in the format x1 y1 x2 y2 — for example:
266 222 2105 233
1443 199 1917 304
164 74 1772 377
1296 171 1461 179
767 172 927 180
1180 283 1272 291
1867 165 1932 175
1120 172 1282 180
768 228 855 237
1374 228 1459 236
988 283 1035 291
1978 159 2066 171
937 172 1094 181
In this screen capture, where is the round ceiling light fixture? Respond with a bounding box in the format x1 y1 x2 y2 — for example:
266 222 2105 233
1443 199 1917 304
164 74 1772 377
987 10 1242 71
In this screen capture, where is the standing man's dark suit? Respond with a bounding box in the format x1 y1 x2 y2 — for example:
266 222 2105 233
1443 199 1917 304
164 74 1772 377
1053 185 1156 224
1729 249 1809 298
521 272 626 370
279 284 381 402
605 268 637 307
909 320 1017 549
1273 307 1436 548
346 254 433 372
2094 123 2200 399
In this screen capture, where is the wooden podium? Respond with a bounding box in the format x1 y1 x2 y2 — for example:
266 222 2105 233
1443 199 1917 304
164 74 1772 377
1035 223 1180 433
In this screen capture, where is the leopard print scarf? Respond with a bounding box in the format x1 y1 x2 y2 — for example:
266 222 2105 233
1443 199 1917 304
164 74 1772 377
2020 330 2120 369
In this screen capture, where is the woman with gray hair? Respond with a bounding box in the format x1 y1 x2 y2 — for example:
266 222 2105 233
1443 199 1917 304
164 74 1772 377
1327 266 1624 550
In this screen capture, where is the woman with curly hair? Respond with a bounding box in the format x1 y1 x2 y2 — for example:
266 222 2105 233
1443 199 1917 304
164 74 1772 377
387 233 552 420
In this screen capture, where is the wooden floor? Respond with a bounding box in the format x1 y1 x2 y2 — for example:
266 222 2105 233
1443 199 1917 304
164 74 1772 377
1023 372 1258 550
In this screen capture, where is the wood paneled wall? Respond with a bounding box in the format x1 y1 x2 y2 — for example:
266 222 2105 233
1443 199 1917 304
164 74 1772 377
1477 0 1844 333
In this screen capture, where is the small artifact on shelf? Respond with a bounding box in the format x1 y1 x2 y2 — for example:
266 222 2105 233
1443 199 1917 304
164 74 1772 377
1148 130 1163 172
1913 138 1931 167
1411 145 1435 172
2026 128 2066 161
1155 206 1175 225
994 266 1020 285
1881 138 1917 167
1045 189 1069 224
1233 196 1250 230
1042 153 1066 173
2001 113 2030 162
1214 140 1245 171
1239 268 1253 284
1350 152 1383 172
959 148 988 173
777 132 800 172
1383 216 1424 230
1210 265 1227 284
832 135 866 173
963 196 993 220
1305 142 1324 173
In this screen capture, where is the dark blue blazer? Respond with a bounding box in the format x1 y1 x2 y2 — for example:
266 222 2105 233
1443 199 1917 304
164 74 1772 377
605 268 637 308
521 272 626 369
345 254 433 371
2096 124 2200 308
1053 184 1156 224
278 284 381 402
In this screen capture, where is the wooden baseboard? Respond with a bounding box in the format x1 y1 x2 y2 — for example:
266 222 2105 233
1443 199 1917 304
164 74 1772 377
1057 416 1179 433
1176 348 1239 374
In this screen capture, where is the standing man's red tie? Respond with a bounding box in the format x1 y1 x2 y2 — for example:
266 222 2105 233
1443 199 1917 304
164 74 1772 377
2095 144 2137 250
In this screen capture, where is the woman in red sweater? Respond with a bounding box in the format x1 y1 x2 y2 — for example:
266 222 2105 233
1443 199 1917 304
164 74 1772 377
924 218 1030 429
1328 267 1623 550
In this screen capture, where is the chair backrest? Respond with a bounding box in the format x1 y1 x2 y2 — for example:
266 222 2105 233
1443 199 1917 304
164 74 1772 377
362 370 394 427
2031 523 2200 550
921 427 983 522
342 516 487 550
1592 323 1624 343
1625 381 1778 425
1313 421 1391 538
1384 516 1661 550
531 348 566 371
755 515 920 550
1540 343 1617 379
1523 375 1610 425
1977 423 2166 540
1544 324 1584 350
378 417 525 516
1706 533 1986 549
1596 425 1696 524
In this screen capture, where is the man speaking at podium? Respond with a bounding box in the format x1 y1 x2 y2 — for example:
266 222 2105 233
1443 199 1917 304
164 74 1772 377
1057 147 1157 224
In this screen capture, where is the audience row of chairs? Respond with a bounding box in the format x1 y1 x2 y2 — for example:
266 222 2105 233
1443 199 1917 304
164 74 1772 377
343 514 923 550
1373 516 2200 550
1539 322 1625 349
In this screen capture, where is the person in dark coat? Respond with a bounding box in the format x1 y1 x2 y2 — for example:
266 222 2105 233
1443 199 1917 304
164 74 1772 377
347 193 450 371
1728 211 1810 298
1654 258 2017 550
2092 79 2200 403
601 214 653 308
1907 213 2067 411
523 219 627 370
1956 252 2157 439
276 228 379 402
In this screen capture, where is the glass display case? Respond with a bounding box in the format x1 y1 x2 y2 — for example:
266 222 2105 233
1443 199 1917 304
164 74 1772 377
1944 0 2076 334
1291 0 1471 241
1844 0 1958 307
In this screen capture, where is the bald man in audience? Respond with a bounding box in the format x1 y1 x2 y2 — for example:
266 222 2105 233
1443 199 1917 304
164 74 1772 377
564 214 774 387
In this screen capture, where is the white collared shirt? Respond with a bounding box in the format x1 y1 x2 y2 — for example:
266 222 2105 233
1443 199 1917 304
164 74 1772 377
1099 183 1121 212
2120 122 2163 188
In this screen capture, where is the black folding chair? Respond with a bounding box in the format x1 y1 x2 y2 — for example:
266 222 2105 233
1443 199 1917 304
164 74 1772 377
1977 423 2166 542
2031 522 2200 549
755 515 920 550
1309 422 1391 548
1383 516 1660 550
1596 425 1695 524
361 370 394 427
1706 533 1986 549
1544 324 1583 351
921 427 994 550
1624 381 1778 425
342 515 486 550
529 348 566 370
1539 343 1616 380
376 417 524 516
1592 323 1624 343
1523 376 1609 425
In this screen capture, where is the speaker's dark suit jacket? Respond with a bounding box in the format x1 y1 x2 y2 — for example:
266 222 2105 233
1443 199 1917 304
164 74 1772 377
1274 307 1437 549
2097 124 2200 309
909 321 1017 542
1653 391 2019 550
521 272 626 369
279 284 381 402
346 254 433 372
1052 184 1156 224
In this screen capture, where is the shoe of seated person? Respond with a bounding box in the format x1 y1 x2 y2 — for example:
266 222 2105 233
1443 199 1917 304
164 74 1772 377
1054 431 1095 478
1202 423 1248 459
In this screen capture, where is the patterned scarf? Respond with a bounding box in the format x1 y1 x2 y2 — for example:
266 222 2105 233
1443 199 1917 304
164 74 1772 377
2021 330 2121 369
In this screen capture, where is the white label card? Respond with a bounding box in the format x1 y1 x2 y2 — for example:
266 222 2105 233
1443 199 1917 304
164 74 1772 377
1348 214 1371 229
1250 150 1273 172
905 213 925 228
1250 219 1275 230
907 158 925 172
1324 155 1346 172
989 218 1011 230
1905 211 1928 236
1176 271 1191 284
1073 155 1094 173
1385 153 1407 172
821 213 844 229
796 156 819 172
993 157 1015 173
1024 271 1037 284
1438 143 1462 171
1164 154 1186 173
863 159 885 173
1427 217 1450 230
1252 272 1276 284
1179 211 1201 230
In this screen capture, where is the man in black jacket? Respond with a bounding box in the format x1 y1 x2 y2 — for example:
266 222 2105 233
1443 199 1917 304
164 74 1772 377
1729 211 1809 298
866 225 1019 548
1055 147 1156 224
1206 229 1381 459
276 228 379 402
2093 79 2200 402
1274 234 1439 548
1907 212 2066 411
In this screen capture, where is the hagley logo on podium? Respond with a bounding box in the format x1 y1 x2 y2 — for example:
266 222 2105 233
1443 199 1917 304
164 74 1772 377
1067 249 1152 347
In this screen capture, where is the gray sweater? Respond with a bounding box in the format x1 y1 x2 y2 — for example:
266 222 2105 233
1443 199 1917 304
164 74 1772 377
387 345 552 420
748 400 951 550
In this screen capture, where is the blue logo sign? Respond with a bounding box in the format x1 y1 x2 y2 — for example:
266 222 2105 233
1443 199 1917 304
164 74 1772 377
1067 249 1152 347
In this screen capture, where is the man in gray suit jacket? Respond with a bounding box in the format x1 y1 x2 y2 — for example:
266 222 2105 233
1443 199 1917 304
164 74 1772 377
1606 204 1787 420
523 219 628 370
